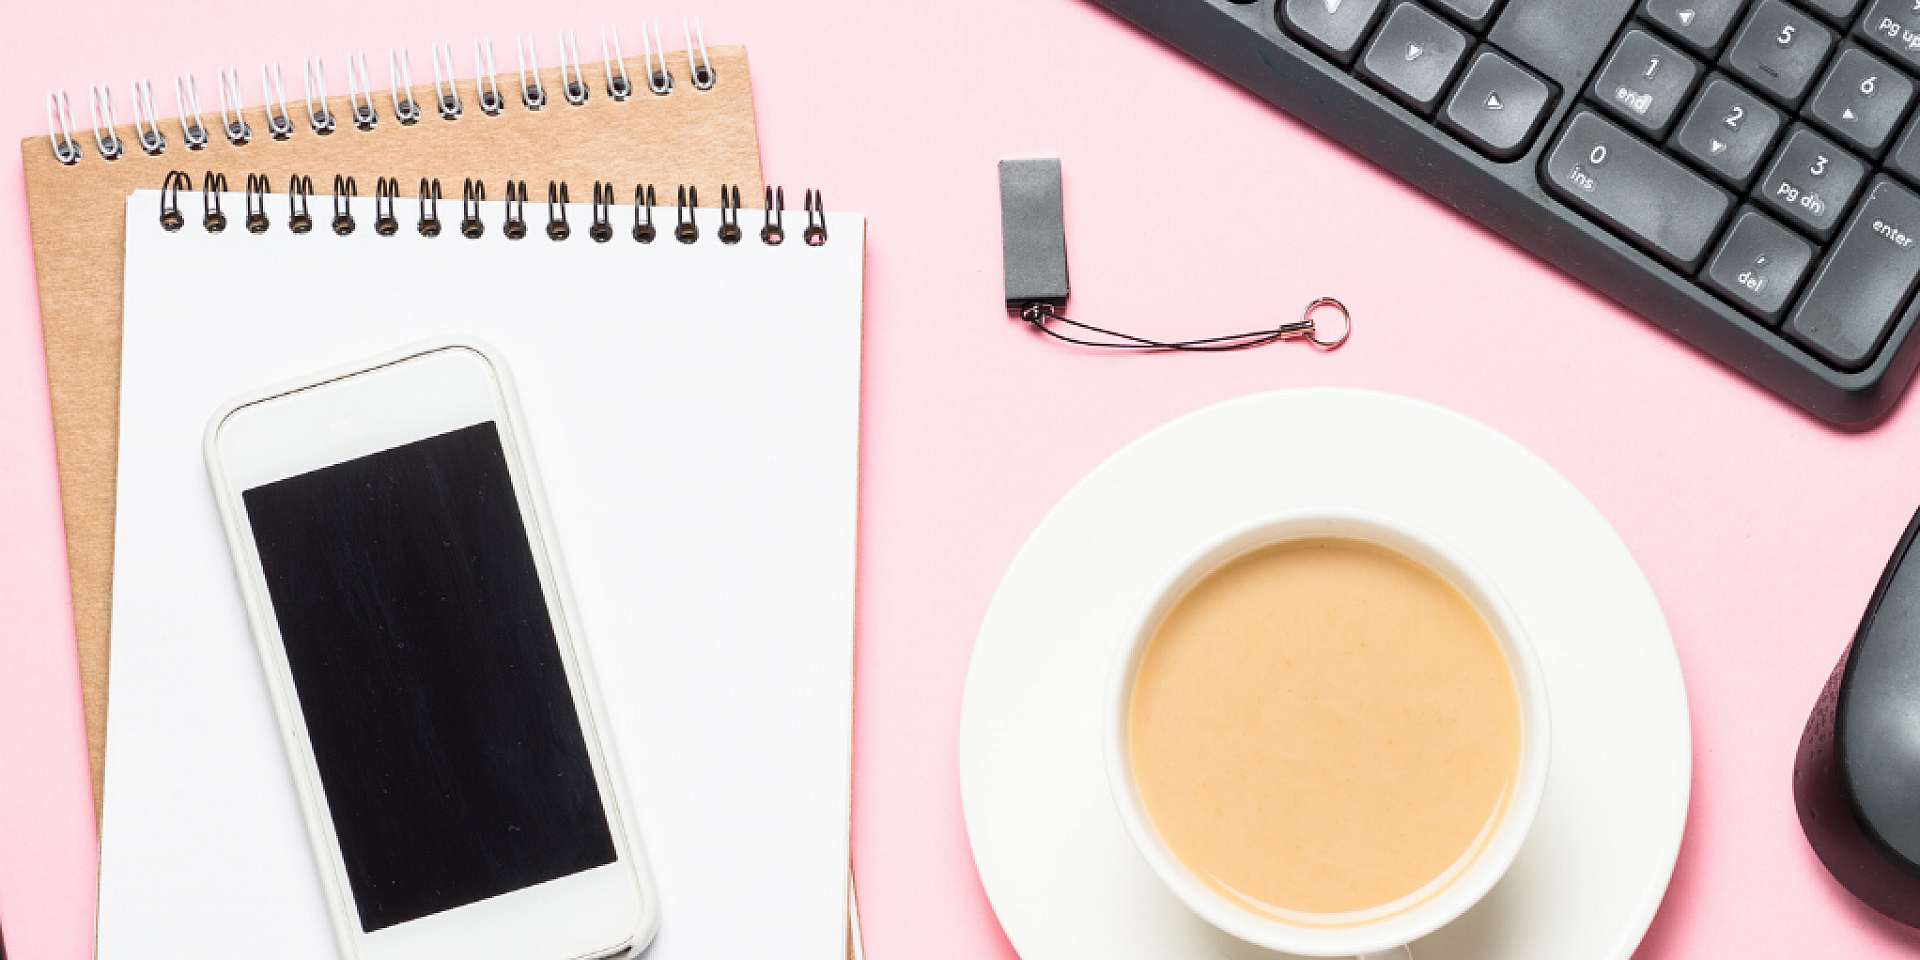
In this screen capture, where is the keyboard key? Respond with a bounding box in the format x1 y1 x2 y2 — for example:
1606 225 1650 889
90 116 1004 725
1281 0 1390 65
1805 45 1914 155
1641 0 1748 56
1431 0 1502 30
1441 49 1556 158
1754 125 1867 239
1702 207 1817 320
1487 0 1639 86
1590 28 1702 136
1358 3 1472 114
1804 0 1864 23
1672 76 1784 187
1544 108 1733 268
1723 0 1836 108
1786 176 1920 369
1886 110 1920 187
1857 0 1920 75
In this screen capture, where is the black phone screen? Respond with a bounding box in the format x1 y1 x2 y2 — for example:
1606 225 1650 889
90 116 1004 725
242 421 616 933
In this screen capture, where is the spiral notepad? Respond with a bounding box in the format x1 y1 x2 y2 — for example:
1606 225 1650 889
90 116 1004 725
100 176 863 960
20 28 762 816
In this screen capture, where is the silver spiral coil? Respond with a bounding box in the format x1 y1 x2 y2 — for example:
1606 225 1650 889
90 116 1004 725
47 20 722 165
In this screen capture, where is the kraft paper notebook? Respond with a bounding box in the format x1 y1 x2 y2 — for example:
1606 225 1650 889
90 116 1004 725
21 36 762 815
101 183 862 958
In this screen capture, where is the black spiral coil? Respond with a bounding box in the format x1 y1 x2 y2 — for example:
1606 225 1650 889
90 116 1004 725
155 171 828 247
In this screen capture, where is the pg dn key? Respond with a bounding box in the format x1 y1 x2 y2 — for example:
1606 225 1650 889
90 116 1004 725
1545 108 1734 269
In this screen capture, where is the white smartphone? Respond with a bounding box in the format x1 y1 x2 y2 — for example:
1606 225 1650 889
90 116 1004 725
204 340 656 960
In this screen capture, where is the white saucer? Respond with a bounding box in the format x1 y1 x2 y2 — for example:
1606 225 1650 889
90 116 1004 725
959 390 1691 960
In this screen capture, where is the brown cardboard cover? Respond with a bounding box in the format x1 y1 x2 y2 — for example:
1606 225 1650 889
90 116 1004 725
21 47 763 820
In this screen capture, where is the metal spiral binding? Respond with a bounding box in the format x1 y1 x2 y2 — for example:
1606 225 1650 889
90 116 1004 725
156 173 824 249
131 80 167 155
262 62 295 140
332 175 356 235
289 174 314 234
390 50 421 125
462 178 487 238
515 37 547 111
762 187 785 245
46 24 725 165
547 182 572 240
591 182 615 242
633 184 658 243
346 53 379 131
675 185 699 243
685 18 715 90
503 181 529 239
717 185 742 244
218 69 252 145
90 86 124 160
158 170 187 230
603 28 633 101
804 190 828 246
46 92 80 165
303 60 337 135
644 22 673 95
560 31 590 106
432 44 464 120
202 172 228 233
475 41 506 116
419 178 443 237
374 177 400 236
175 77 209 150
245 174 271 233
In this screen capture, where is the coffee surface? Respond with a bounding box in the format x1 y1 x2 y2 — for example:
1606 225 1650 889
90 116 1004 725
1129 538 1521 919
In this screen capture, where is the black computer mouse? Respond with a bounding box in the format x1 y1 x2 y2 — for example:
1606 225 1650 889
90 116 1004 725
1798 504 1920 927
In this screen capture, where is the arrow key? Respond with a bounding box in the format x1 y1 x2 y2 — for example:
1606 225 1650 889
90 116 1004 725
1673 76 1784 189
1641 0 1745 56
1440 48 1554 159
1356 2 1470 115
1280 0 1389 66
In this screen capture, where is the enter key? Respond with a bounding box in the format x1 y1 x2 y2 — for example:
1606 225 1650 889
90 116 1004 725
1787 176 1920 370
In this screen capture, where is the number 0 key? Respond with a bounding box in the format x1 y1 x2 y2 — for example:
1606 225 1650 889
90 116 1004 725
1545 109 1734 269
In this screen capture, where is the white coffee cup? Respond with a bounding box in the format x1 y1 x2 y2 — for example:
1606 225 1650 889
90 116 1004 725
1102 508 1551 958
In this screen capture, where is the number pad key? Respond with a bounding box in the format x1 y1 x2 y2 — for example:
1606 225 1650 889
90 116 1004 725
1641 0 1747 55
1358 2 1472 114
1886 109 1920 186
1805 0 1865 23
1703 207 1818 320
1856 0 1920 75
1806 45 1914 155
1590 28 1702 136
1786 176 1920 369
1673 77 1785 187
1544 108 1734 268
1753 125 1868 239
1724 0 1837 107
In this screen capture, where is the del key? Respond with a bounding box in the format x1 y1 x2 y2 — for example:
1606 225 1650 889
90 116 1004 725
1544 108 1733 268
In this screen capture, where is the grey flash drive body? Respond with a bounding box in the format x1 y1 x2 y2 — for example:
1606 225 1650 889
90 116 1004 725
999 159 1069 314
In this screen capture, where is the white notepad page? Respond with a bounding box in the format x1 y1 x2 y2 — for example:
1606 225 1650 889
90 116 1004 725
98 190 863 960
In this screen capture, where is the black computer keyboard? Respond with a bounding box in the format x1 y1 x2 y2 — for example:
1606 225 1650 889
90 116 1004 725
1093 0 1920 424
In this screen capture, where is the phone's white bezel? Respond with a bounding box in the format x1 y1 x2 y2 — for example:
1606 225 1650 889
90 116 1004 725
204 339 658 960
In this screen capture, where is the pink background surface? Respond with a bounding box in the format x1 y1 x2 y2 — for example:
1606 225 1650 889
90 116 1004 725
6 1 1920 957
